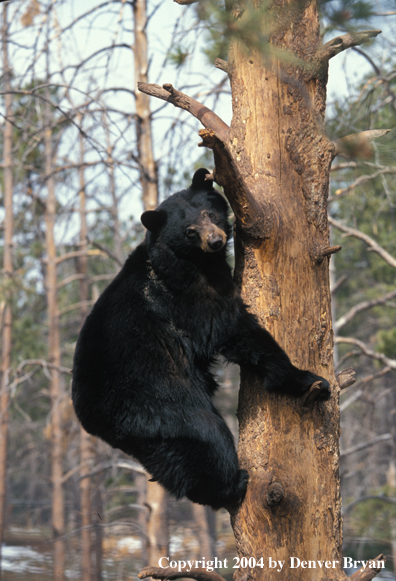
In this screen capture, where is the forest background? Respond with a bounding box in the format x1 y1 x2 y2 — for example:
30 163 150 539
0 0 396 579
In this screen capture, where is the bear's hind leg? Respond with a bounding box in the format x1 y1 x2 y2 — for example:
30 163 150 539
132 412 248 510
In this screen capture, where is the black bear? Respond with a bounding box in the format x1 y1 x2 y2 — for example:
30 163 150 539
72 168 330 510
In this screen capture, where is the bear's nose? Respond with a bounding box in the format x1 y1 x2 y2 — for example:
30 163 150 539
208 236 224 251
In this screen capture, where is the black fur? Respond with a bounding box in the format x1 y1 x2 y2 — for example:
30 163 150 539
72 168 330 510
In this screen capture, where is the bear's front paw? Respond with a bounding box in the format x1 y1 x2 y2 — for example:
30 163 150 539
298 371 331 404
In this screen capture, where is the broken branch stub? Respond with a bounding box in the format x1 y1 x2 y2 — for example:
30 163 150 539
214 58 229 73
336 368 356 390
332 129 391 159
317 30 382 62
349 554 386 581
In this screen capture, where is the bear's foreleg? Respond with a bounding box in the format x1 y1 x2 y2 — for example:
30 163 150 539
219 308 330 400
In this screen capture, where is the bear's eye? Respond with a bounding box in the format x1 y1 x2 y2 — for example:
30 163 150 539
208 212 216 220
185 228 197 238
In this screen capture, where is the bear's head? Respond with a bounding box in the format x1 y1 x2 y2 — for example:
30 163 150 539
141 169 231 258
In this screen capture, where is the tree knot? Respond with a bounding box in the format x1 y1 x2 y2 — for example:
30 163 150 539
266 482 285 506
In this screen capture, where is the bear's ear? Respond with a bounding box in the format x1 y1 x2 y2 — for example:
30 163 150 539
191 168 214 192
141 209 167 232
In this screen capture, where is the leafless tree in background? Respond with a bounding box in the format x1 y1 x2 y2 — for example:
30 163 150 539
0 4 14 576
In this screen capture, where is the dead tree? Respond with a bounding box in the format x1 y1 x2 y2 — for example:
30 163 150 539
138 0 387 580
77 120 95 581
133 0 170 564
43 43 65 581
0 4 14 575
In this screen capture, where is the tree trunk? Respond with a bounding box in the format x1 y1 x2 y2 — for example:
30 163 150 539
133 0 170 565
94 485 104 581
44 83 65 581
146 484 169 565
0 4 13 575
225 2 341 579
80 428 93 580
137 473 149 567
104 117 123 265
78 125 94 581
133 0 158 211
192 505 216 560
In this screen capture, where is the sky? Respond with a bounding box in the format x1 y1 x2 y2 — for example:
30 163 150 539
6 0 394 142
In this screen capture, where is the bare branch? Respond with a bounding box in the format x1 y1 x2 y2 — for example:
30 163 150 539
340 367 392 408
334 289 396 332
173 0 199 4
331 274 347 295
64 460 147 483
58 301 94 317
353 367 392 390
332 129 391 159
340 389 363 412
137 83 229 142
341 433 392 457
328 217 396 270
336 336 396 369
330 165 396 199
12 359 71 383
351 47 380 75
317 30 382 62
57 274 86 289
55 249 105 265
90 241 123 266
331 162 357 172
197 129 265 236
344 496 396 515
57 273 115 289
138 567 227 581
349 554 386 581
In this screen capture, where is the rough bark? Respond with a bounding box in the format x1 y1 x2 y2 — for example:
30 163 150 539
0 4 13 575
44 82 65 581
224 3 340 579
